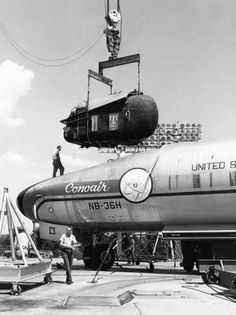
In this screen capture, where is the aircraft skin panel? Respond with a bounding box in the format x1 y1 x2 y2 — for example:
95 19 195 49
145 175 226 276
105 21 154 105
36 198 162 225
35 191 236 230
17 139 236 232
155 193 236 225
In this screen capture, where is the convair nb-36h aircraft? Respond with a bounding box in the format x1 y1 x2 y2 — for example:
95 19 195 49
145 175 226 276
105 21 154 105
17 139 236 270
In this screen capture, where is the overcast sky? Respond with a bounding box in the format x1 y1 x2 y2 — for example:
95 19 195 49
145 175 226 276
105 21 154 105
1 0 236 218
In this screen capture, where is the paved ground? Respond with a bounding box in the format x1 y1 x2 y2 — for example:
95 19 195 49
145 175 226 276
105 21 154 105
0 259 236 315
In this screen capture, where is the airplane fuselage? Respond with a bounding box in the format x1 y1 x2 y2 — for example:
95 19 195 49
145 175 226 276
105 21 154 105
17 140 236 234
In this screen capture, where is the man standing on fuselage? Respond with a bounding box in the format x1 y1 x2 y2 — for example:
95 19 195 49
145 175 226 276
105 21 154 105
52 145 64 177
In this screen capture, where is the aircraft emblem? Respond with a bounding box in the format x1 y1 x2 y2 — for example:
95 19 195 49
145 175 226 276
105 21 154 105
120 168 152 203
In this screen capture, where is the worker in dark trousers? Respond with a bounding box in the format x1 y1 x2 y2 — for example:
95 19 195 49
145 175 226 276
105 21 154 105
52 145 64 177
60 227 79 284
126 235 136 264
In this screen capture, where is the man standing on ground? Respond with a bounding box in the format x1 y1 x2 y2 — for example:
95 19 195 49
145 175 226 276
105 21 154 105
52 145 64 177
126 234 136 264
60 226 80 284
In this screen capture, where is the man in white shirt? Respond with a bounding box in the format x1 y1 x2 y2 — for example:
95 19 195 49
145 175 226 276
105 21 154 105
60 226 79 284
115 146 126 159
52 145 64 178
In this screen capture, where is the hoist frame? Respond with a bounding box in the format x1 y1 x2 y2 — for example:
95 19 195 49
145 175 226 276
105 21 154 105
99 53 141 93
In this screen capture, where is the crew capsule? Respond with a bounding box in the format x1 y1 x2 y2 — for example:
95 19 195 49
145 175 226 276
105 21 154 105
60 90 158 148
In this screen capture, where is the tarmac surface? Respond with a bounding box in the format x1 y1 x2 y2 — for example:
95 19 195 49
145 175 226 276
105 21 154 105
0 259 236 315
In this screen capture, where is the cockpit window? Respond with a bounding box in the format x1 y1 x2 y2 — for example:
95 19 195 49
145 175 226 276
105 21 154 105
193 174 200 188
229 171 236 186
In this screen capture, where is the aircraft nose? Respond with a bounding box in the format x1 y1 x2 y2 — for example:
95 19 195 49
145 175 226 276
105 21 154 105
16 187 29 216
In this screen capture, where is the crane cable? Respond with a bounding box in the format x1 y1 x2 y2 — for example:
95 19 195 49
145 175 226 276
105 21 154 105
0 18 106 67
104 0 107 14
118 1 123 46
0 20 105 62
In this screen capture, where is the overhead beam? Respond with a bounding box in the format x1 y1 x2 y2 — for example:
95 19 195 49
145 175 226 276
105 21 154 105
99 54 140 75
88 69 113 87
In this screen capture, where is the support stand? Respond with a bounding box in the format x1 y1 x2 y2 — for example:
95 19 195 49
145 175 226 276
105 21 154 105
90 238 117 283
146 232 162 272
0 188 53 295
0 188 42 264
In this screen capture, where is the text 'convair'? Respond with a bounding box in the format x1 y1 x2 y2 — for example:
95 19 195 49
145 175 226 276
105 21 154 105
65 181 110 194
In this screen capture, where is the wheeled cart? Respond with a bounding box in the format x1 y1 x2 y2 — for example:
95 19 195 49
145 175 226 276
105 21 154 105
0 259 53 295
0 188 54 295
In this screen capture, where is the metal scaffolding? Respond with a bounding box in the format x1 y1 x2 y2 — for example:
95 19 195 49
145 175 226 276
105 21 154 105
0 188 53 295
